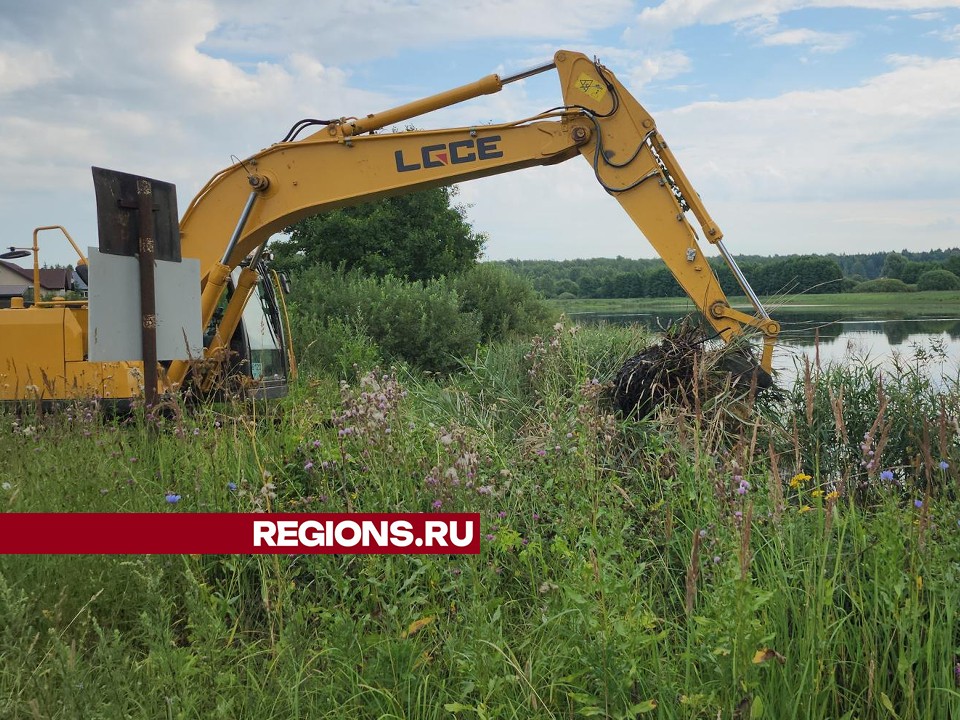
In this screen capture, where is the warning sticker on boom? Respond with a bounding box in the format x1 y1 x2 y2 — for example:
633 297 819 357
575 73 607 102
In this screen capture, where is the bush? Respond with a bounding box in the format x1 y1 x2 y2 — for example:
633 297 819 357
850 278 915 293
916 268 960 291
453 263 554 342
837 277 861 293
289 265 481 374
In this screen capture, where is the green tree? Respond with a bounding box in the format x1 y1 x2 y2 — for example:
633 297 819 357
916 269 960 291
273 186 485 281
881 252 908 280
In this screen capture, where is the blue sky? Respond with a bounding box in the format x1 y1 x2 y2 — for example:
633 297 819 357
1 1 959 266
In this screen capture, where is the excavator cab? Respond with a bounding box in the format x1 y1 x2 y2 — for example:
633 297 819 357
223 260 291 399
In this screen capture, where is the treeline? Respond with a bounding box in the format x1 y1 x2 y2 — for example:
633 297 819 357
496 248 960 299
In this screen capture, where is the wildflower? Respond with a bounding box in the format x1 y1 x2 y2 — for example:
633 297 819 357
914 499 923 509
825 490 839 502
485 534 495 542
939 460 950 471
432 499 443 509
1 482 11 491
165 493 181 504
304 461 314 471
811 489 824 498
736 479 751 495
880 470 895 481
789 473 812 489
193 427 200 436
227 482 237 491
535 449 547 457
799 505 812 514
712 555 721 564
312 439 321 448
498 511 507 519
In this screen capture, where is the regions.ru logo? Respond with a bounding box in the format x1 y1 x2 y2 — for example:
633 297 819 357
395 135 503 172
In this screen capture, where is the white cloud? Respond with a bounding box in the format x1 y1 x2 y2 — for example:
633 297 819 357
0 46 63 94
634 0 960 35
760 27 856 52
936 22 960 40
658 55 960 204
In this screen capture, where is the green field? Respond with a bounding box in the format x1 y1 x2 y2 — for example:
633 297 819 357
2 322 959 718
551 290 960 317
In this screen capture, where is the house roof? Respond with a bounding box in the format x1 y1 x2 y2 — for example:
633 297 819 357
0 260 70 290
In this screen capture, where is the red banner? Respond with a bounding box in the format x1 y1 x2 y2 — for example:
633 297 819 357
0 513 481 554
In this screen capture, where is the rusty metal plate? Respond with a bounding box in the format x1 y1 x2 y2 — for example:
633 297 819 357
92 167 181 262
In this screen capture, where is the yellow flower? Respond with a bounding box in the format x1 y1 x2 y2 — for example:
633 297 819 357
811 489 824 498
825 491 839 502
799 505 812 514
789 473 812 489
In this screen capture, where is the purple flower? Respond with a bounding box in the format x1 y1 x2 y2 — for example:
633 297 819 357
304 461 314 471
227 482 237 491
939 460 950 471
736 479 750 496
485 533 495 542
165 493 181 504
497 511 507 519
914 499 923 509
880 470 894 481
432 499 443 509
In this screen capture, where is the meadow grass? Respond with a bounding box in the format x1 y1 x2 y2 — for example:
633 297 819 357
1 321 959 718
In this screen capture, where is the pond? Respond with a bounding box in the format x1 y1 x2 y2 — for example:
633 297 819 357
567 307 960 388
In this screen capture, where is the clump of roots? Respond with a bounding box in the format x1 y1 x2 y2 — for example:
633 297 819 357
611 319 773 419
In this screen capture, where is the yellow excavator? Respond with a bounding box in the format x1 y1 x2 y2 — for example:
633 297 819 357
0 50 780 405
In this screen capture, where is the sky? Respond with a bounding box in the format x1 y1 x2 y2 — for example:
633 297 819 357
1 0 959 267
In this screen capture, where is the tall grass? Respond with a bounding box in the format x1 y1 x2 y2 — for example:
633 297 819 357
1 325 958 718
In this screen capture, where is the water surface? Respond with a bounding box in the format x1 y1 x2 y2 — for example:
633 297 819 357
569 308 960 386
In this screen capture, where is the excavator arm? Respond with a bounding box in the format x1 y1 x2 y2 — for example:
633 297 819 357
170 50 778 391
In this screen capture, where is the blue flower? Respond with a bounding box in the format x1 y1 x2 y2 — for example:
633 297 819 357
165 493 181 504
880 470 894 481
227 482 237 491
914 499 923 509
938 460 950 471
